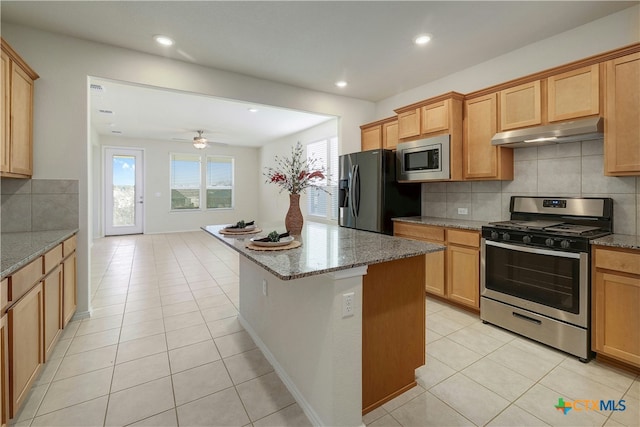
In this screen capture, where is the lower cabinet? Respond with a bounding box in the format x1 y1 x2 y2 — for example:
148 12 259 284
394 222 480 310
0 314 8 427
592 246 640 368
43 266 63 361
8 283 43 418
62 248 77 327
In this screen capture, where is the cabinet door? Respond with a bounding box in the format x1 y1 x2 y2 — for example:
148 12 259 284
397 108 420 139
0 51 9 173
447 245 479 309
382 120 398 150
464 94 513 180
361 125 382 151
9 63 33 176
499 80 542 131
0 314 8 427
43 266 63 361
8 283 43 418
604 52 640 176
421 100 449 135
593 270 640 367
548 64 599 122
62 253 77 326
425 250 445 297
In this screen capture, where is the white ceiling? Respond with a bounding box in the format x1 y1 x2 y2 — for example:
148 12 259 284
2 1 637 146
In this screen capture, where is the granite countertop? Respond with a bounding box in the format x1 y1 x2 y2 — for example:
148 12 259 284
591 234 640 250
393 216 489 231
202 222 445 281
1 229 79 278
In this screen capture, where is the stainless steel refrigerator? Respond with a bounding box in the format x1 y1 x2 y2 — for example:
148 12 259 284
339 149 421 235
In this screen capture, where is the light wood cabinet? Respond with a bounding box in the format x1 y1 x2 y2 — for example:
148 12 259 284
397 108 421 139
8 283 43 418
43 266 62 361
382 119 398 150
62 237 77 327
499 80 542 131
0 314 8 427
464 93 514 180
548 64 600 122
604 52 640 176
361 124 382 151
0 39 38 179
592 246 640 368
394 222 480 310
421 99 450 135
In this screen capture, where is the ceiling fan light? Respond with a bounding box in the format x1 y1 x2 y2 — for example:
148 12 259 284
193 137 208 149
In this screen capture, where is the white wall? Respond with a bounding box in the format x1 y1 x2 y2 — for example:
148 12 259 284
99 135 260 234
0 23 374 317
259 119 339 226
376 5 640 118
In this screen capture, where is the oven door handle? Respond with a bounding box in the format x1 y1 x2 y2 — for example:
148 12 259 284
484 240 581 259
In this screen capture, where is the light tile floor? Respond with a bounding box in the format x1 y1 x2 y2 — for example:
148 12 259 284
10 231 640 426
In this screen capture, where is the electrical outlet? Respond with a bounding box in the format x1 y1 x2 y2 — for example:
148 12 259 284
457 207 469 215
262 279 268 296
342 292 354 318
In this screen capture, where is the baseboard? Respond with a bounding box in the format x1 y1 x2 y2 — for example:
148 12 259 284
71 309 91 321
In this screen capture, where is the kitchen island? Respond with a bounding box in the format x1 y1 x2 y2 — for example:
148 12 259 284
202 222 444 427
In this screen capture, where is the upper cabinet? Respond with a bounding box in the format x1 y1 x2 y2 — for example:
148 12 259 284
360 117 398 151
1 38 39 179
421 99 450 135
396 108 421 139
604 52 640 176
499 80 542 131
464 93 513 180
547 64 600 122
395 92 463 141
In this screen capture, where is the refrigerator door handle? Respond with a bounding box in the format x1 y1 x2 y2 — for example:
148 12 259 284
349 164 356 218
353 164 360 217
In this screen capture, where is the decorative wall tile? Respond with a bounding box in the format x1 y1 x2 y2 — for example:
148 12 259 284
472 193 501 222
582 139 604 156
537 142 581 159
501 160 537 194
513 146 538 161
1 194 31 232
1 178 31 195
537 157 581 195
423 192 446 218
582 155 636 194
471 181 501 193
446 192 472 220
445 182 472 193
32 194 79 231
32 179 79 194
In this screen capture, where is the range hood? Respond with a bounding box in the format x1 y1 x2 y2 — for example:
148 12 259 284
491 116 603 148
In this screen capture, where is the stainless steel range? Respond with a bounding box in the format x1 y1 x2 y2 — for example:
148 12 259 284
481 196 613 361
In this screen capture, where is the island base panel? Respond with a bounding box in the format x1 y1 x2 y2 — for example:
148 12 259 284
362 255 426 414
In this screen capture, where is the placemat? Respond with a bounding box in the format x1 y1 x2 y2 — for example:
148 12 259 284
246 241 301 251
219 228 262 236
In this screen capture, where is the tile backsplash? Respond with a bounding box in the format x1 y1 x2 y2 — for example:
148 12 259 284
422 140 640 235
1 178 79 232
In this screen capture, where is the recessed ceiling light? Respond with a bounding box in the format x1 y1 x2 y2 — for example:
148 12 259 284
414 34 432 45
335 81 347 88
153 35 174 46
248 108 259 113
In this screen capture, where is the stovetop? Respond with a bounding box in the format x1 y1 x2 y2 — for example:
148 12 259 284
486 220 606 237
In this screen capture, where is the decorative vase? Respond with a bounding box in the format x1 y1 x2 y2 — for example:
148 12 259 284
285 193 304 235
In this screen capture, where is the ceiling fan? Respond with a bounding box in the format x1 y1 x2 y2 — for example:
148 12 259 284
172 130 227 149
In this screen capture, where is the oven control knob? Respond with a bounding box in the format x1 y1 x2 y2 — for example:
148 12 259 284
523 235 532 244
545 238 555 247
491 231 499 240
560 239 571 249
502 232 510 241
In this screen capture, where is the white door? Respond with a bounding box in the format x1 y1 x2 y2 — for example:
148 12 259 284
104 148 144 236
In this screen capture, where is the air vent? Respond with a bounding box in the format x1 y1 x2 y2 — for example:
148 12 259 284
90 83 105 93
98 109 114 115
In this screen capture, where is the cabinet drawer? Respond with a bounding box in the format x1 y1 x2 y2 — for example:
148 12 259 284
9 257 42 303
394 222 445 242
594 247 640 275
447 229 480 248
63 235 77 257
44 244 62 275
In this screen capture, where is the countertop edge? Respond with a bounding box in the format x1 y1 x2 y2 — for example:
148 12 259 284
591 234 640 250
393 216 488 231
202 225 445 281
1 229 79 278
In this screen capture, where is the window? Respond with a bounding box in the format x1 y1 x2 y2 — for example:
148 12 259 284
206 156 234 208
170 153 201 210
307 137 338 220
170 153 234 210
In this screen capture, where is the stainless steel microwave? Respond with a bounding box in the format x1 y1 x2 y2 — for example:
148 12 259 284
396 134 450 181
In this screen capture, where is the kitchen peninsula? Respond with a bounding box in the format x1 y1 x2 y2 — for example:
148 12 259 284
202 222 444 427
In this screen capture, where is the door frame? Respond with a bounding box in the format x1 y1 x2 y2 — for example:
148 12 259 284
103 146 145 236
